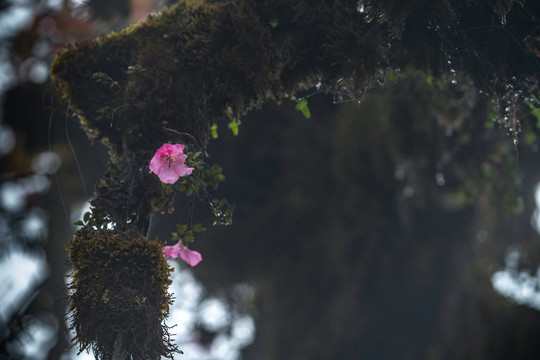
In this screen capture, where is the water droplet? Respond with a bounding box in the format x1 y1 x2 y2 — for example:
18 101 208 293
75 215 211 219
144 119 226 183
357 1 365 13
435 172 446 186
315 82 322 90
451 79 457 85
364 13 373 23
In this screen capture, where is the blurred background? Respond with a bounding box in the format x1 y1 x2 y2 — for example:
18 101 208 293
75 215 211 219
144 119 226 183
2 1 540 359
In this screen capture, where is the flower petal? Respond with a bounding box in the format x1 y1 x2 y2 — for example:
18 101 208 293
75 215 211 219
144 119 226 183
149 157 164 175
166 143 185 157
163 243 182 258
163 241 202 266
157 165 181 184
178 244 202 267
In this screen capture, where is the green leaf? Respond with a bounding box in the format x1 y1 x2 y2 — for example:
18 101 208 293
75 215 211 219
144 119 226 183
176 224 188 232
183 232 194 244
192 223 206 233
83 211 92 223
525 131 537 147
388 71 398 84
211 123 218 139
295 99 311 119
526 98 540 127
426 75 434 86
73 220 84 226
228 120 239 136
269 17 279 28
225 107 241 135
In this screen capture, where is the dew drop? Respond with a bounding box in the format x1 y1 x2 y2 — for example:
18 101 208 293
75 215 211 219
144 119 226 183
435 172 446 186
357 1 365 13
364 13 373 23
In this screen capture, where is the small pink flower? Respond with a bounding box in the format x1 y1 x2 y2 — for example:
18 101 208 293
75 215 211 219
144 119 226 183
150 143 194 184
163 241 202 267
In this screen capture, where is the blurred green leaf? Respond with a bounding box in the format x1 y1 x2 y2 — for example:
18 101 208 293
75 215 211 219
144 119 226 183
228 120 239 136
211 123 218 139
269 17 279 28
526 97 540 127
388 71 398 84
192 223 206 233
295 99 311 118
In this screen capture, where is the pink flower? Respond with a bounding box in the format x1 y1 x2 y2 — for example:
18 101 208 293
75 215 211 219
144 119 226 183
163 241 202 267
149 143 194 184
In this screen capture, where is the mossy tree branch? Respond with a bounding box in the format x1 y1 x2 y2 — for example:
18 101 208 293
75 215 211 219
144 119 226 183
52 0 539 358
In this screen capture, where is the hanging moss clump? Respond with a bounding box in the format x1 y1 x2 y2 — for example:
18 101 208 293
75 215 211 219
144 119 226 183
67 227 176 359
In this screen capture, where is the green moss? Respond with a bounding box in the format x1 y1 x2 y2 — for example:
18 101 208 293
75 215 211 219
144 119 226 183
49 0 539 228
67 227 176 359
